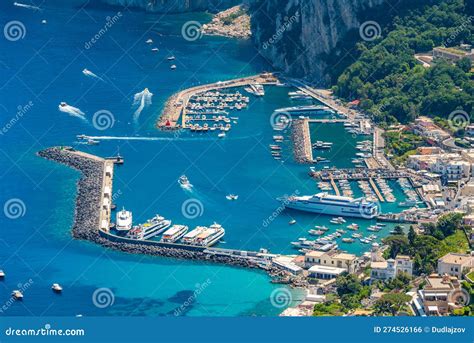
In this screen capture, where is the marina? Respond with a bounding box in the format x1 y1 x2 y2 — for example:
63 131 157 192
157 73 277 130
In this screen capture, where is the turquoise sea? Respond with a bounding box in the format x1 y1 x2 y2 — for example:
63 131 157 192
0 2 411 316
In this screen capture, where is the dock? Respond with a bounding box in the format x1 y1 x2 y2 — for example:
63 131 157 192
368 178 385 202
38 147 307 286
330 177 340 196
292 117 314 163
313 167 412 181
158 73 278 130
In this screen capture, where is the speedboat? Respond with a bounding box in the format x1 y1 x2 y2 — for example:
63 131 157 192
170 65 177 70
167 56 175 60
146 39 153 44
12 290 23 300
226 194 238 201
151 47 159 52
289 219 296 225
218 132 226 138
178 175 191 188
0 270 5 279
60 102 67 107
52 283 63 293
87 139 99 145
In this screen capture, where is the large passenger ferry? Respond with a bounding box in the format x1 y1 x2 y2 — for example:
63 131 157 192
182 223 225 246
161 225 188 243
280 192 379 219
194 223 225 247
182 226 206 244
116 208 132 231
273 105 331 114
127 214 171 240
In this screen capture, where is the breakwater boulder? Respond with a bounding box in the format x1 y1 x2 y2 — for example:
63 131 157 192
38 147 104 242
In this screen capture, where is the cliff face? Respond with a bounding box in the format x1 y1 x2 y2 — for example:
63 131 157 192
100 0 385 83
250 0 385 84
100 0 244 12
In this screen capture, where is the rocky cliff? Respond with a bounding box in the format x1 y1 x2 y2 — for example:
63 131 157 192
101 0 386 83
250 0 385 84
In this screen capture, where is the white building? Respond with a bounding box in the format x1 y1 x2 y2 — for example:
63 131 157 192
304 250 358 273
370 255 413 281
407 153 471 180
437 253 474 279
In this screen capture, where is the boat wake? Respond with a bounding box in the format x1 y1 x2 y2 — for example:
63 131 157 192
81 133 262 142
13 2 42 11
133 88 153 121
82 68 104 82
59 103 86 121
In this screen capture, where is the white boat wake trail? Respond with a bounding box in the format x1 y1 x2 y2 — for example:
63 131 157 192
133 88 153 121
82 68 105 82
82 133 263 142
59 104 86 121
14 2 42 10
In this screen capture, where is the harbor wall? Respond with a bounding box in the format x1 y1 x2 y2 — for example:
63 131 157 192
37 147 296 283
291 118 313 164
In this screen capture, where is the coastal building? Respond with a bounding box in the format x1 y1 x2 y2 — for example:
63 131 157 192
370 255 413 281
411 116 450 144
418 274 462 316
272 256 303 275
304 250 358 273
407 153 471 180
437 253 474 279
433 46 474 62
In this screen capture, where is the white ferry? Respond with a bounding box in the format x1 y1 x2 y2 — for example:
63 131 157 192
273 105 330 114
182 226 207 244
116 208 133 231
161 225 188 243
127 215 171 240
194 223 225 247
280 192 379 219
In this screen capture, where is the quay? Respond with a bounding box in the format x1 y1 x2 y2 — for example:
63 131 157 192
292 118 314 163
313 168 412 181
330 177 340 196
307 119 347 123
37 147 307 286
368 178 385 202
157 73 277 130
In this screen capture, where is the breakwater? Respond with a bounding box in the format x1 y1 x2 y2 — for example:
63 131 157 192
291 118 313 163
157 73 277 129
38 147 105 241
37 147 304 286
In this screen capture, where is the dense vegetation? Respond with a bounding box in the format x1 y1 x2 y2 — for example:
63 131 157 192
331 0 474 125
383 213 470 274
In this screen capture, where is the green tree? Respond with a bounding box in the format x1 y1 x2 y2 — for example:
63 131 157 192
383 235 409 258
408 226 417 245
374 293 412 316
456 58 472 73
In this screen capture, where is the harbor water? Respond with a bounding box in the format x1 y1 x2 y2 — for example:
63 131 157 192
0 2 411 316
